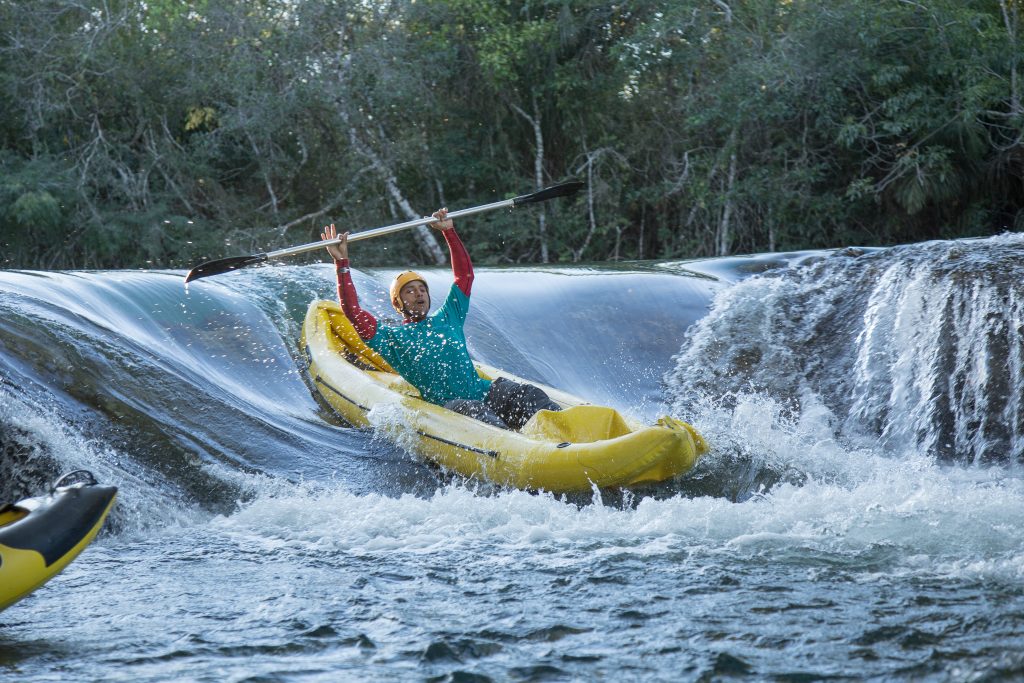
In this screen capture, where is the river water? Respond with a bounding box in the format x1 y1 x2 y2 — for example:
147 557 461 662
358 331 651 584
2 235 1023 681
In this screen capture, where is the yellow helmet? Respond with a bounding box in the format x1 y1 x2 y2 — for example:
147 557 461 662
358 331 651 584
389 271 428 313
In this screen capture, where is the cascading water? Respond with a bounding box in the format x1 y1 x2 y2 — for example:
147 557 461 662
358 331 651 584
667 234 1024 465
2 239 1024 681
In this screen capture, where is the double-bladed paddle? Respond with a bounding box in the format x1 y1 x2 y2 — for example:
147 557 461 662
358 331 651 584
183 180 583 283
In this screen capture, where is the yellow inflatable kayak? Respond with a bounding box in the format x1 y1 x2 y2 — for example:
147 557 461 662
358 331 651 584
301 300 708 492
0 471 117 612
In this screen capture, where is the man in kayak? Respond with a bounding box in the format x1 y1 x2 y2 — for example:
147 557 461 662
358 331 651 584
321 209 560 430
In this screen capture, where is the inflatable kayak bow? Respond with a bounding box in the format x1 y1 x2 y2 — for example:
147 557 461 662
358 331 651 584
0 471 117 612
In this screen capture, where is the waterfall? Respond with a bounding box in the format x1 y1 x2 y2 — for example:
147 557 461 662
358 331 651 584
667 235 1024 463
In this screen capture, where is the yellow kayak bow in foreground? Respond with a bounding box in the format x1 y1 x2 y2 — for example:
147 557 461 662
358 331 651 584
301 300 708 492
0 471 117 612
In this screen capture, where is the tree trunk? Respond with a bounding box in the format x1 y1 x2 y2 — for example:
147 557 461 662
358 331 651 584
344 125 445 265
246 130 280 221
638 204 646 260
717 147 738 257
510 97 548 262
1000 0 1022 119
333 55 444 264
572 158 597 262
381 167 447 265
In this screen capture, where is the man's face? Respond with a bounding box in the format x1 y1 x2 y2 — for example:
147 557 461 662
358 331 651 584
399 280 430 320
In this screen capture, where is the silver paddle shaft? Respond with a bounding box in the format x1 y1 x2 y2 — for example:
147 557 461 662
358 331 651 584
266 198 515 260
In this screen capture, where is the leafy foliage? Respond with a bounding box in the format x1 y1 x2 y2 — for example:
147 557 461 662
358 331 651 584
0 0 1021 269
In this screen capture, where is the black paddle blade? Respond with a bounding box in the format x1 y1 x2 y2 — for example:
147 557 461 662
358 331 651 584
184 254 268 283
512 180 584 206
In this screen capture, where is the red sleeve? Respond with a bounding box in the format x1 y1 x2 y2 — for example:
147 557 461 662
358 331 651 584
444 227 474 296
335 259 378 340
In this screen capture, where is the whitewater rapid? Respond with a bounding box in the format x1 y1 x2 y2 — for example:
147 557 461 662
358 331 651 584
2 236 1024 680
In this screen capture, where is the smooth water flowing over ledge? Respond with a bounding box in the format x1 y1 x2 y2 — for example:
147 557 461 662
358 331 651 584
2 237 1024 681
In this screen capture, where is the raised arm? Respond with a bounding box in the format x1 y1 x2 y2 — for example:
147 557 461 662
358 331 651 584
444 228 474 296
321 224 378 340
429 208 473 296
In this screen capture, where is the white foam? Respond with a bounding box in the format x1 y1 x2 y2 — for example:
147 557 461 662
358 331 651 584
208 403 1024 583
365 401 423 455
1 386 207 533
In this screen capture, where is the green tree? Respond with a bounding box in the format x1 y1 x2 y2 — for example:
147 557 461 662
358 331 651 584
1 0 1022 270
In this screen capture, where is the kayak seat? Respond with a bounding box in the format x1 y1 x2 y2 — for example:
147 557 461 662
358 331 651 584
520 405 633 444
0 504 29 528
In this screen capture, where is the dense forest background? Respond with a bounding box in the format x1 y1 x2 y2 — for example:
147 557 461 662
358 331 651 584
1 0 1022 269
